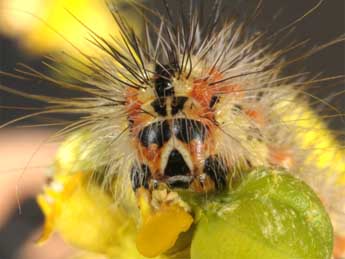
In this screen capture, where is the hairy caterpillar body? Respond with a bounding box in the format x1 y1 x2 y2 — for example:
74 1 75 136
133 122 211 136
1 0 344 258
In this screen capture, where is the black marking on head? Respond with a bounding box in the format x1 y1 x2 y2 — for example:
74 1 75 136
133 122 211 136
203 156 228 191
151 98 167 116
167 177 191 189
173 118 207 143
164 149 190 178
131 164 151 191
154 64 175 98
209 95 220 108
171 97 188 115
139 120 171 148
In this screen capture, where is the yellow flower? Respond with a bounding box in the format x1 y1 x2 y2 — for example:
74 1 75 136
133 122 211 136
37 131 179 259
0 0 141 55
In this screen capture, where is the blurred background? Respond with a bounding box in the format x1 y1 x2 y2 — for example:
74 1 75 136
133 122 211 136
0 0 344 258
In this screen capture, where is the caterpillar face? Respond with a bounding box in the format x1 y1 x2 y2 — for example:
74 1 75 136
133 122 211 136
2 0 344 257
126 63 231 193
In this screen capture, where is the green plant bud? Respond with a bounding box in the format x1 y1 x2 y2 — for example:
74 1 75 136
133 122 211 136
191 169 333 259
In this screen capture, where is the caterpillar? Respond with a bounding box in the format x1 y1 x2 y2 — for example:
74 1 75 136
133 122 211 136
0 0 344 258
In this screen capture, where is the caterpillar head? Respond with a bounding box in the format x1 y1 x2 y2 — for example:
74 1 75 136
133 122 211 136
125 62 238 194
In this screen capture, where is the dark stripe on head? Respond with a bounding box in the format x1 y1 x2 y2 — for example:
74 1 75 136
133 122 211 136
151 98 167 116
173 118 207 143
154 64 176 98
167 177 191 189
138 120 171 147
171 96 188 115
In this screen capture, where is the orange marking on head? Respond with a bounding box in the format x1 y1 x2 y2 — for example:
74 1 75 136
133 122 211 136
125 87 151 131
191 69 243 110
145 144 160 161
191 78 214 108
208 69 244 98
217 84 244 98
187 141 206 167
137 145 162 179
125 88 141 115
191 69 224 108
245 107 266 126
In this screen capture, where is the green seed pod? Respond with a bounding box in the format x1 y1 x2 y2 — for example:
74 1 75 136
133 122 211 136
191 169 333 259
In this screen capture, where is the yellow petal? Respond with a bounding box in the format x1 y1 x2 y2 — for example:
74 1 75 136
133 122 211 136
136 205 193 258
36 194 56 244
